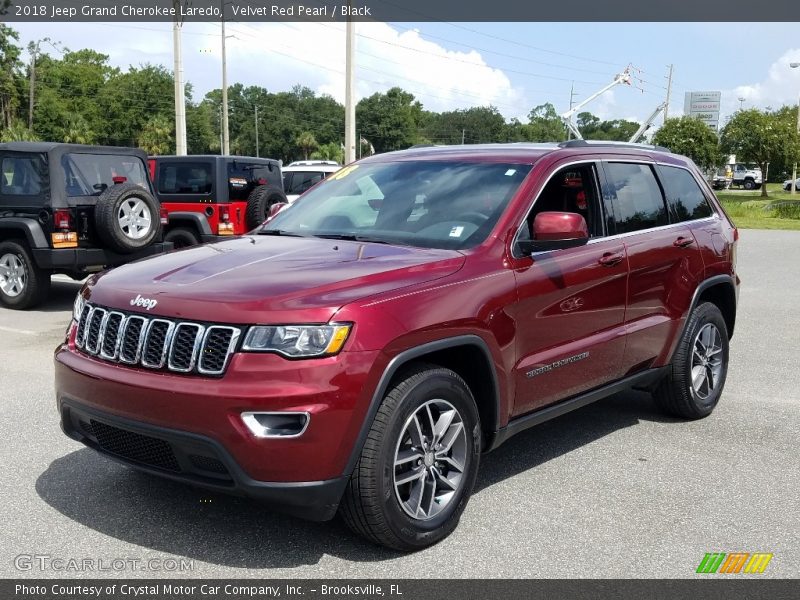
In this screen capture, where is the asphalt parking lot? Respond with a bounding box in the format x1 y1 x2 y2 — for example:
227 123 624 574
1 229 798 579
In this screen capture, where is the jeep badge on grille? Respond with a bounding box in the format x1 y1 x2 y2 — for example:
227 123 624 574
130 294 158 311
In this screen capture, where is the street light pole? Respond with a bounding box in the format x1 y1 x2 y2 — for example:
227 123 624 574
790 62 800 196
221 16 230 156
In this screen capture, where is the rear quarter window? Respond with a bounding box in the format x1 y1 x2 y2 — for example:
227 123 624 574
157 162 213 195
1 155 44 197
657 165 714 222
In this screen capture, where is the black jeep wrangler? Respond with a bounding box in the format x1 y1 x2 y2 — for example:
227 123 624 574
0 142 170 309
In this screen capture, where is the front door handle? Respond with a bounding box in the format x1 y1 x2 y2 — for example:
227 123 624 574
598 252 624 267
673 236 695 248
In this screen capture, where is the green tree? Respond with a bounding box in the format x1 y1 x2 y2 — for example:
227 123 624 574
653 116 722 170
356 87 424 153
525 103 566 141
137 115 175 155
0 24 22 129
60 113 96 144
311 141 344 164
1 119 38 142
295 131 319 160
720 108 800 197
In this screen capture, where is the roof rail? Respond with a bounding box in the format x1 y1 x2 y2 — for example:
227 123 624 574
558 139 671 153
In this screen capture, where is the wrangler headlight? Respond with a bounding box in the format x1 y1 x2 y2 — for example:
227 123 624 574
242 324 351 358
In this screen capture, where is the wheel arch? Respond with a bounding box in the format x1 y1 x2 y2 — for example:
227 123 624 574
0 218 49 250
692 275 737 339
343 335 502 476
166 212 212 237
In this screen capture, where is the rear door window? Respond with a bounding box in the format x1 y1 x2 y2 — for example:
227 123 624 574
603 162 668 233
657 165 714 221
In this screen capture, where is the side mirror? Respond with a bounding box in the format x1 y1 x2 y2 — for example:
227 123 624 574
266 202 288 220
518 211 589 255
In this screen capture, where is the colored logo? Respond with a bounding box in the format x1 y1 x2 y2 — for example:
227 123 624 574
696 552 773 574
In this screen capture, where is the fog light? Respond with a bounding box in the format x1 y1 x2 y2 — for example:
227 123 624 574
241 412 309 438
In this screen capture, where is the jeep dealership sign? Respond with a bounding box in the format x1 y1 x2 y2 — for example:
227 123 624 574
684 91 722 130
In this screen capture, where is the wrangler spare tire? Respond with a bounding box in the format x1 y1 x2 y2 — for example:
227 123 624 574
95 183 161 254
245 185 288 229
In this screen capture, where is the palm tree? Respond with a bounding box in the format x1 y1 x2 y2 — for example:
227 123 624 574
295 131 319 160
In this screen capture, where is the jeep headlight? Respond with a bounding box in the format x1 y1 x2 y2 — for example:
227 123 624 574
242 324 351 358
72 291 86 323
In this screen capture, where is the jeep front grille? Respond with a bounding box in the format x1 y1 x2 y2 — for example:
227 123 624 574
75 303 240 376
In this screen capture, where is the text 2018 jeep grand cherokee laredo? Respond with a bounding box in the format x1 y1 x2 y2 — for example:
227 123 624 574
55 141 739 551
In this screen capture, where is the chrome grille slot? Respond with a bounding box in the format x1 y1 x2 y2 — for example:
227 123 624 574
99 312 125 359
141 320 175 368
74 302 238 377
75 305 91 349
119 316 146 364
84 308 107 355
198 326 240 375
168 323 204 372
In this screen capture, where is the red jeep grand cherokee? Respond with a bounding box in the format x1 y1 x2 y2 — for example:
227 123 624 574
55 141 739 551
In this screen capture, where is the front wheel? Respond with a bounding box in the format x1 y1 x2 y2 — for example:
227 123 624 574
339 364 481 551
743 179 755 190
654 302 730 419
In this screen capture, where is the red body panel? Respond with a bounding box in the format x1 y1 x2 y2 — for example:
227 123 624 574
55 144 740 491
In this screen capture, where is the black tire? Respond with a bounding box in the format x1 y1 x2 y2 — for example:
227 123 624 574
164 227 200 249
94 183 161 254
0 240 50 310
339 364 481 551
245 185 288 229
743 179 755 190
654 302 730 419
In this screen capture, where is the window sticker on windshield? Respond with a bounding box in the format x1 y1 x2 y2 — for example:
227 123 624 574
329 165 359 180
449 226 464 237
229 177 247 188
505 169 516 176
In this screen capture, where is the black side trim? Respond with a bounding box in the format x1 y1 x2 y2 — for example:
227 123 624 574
487 366 669 451
343 334 501 475
0 217 49 248
59 400 348 521
167 212 213 236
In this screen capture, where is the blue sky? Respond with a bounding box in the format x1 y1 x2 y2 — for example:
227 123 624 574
10 21 800 130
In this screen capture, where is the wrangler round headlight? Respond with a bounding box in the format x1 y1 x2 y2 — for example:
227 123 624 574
242 324 351 358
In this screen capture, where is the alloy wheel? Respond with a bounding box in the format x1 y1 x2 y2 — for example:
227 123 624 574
0 253 26 297
691 323 724 400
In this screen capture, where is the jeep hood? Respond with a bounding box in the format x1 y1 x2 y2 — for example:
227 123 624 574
85 236 465 323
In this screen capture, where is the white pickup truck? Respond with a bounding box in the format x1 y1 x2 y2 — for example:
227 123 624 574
731 163 762 190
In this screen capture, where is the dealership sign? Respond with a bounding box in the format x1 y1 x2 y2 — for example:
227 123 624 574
684 91 722 130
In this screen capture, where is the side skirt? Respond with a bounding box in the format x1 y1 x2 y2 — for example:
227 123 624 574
485 367 669 451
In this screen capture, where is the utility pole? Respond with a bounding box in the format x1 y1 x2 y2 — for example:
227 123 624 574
664 64 673 124
172 2 187 155
567 81 577 140
254 105 259 157
344 17 356 164
461 129 465 144
221 8 230 156
28 43 38 129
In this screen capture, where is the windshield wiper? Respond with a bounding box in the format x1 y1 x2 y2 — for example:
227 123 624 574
314 233 408 246
257 229 309 237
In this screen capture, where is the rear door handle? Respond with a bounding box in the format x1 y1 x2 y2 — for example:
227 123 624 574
598 252 624 267
673 236 695 248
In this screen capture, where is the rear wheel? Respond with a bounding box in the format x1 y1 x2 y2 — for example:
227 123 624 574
743 179 755 190
654 302 729 419
339 364 481 551
164 227 200 249
0 240 50 310
245 185 288 229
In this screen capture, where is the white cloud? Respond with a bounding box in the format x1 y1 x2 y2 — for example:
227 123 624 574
724 48 800 118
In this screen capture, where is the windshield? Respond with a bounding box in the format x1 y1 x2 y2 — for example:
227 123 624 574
262 160 532 250
62 153 149 197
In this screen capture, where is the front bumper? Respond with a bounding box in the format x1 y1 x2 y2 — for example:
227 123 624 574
59 400 349 521
55 341 382 519
33 242 173 271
